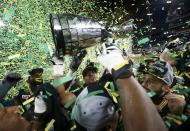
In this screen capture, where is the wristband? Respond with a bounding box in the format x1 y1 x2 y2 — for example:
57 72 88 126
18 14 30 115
111 61 133 80
33 113 46 121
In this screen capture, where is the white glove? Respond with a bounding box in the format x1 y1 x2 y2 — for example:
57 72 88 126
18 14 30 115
53 65 64 76
52 56 64 76
34 91 47 114
96 44 125 73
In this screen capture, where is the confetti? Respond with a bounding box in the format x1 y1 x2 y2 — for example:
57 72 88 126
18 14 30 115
138 37 150 45
8 54 20 60
0 19 5 28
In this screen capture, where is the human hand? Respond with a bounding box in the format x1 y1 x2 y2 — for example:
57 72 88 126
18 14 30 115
164 93 186 115
51 56 64 77
96 44 125 73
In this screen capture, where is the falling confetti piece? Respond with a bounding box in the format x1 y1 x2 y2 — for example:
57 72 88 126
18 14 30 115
8 54 20 60
138 37 150 45
0 19 5 28
0 62 11 65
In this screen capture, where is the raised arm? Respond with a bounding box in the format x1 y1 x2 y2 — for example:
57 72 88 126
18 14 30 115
116 76 167 131
96 44 167 131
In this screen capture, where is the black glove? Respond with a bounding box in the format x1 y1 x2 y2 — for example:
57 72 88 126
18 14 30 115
70 49 87 72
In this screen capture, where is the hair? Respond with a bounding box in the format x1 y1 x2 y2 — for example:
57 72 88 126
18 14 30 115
82 66 98 77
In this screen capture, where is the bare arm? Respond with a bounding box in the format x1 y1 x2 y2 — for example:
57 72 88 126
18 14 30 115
116 76 167 131
56 81 75 106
